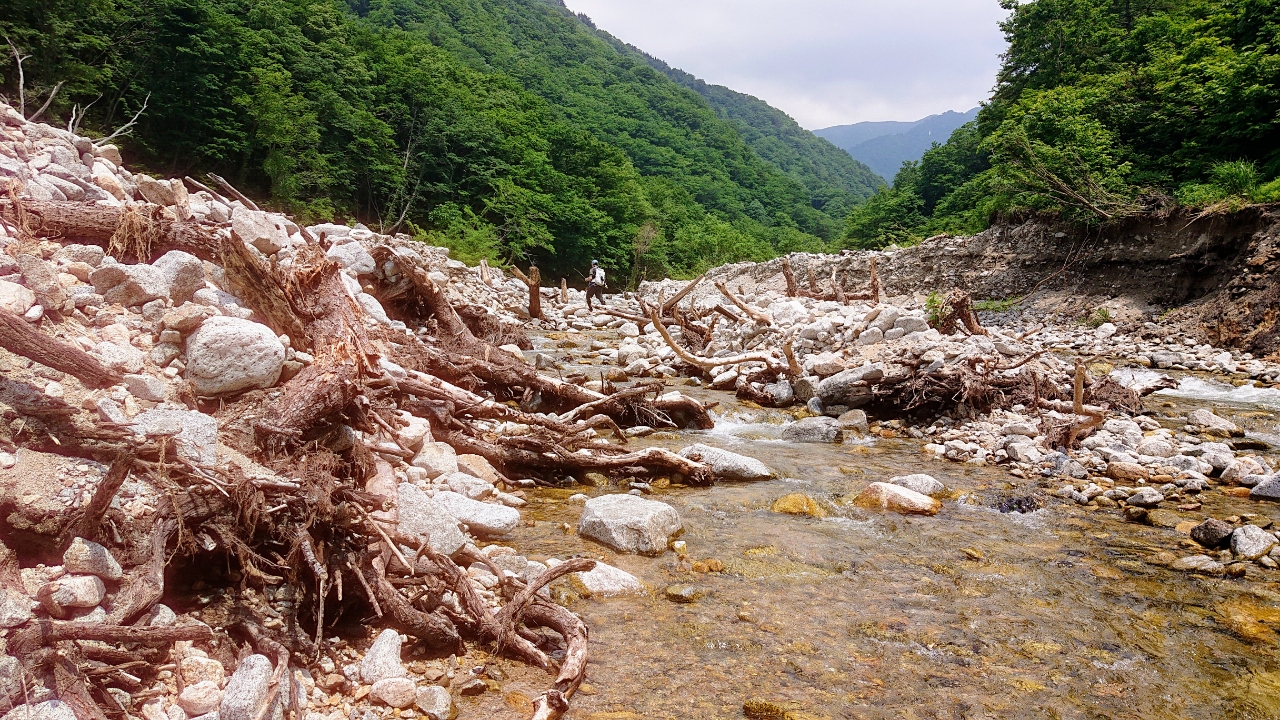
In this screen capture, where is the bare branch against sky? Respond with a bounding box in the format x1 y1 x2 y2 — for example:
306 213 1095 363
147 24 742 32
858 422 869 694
562 0 1009 129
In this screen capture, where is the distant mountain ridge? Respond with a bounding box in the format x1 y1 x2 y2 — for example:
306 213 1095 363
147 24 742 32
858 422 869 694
816 108 980 181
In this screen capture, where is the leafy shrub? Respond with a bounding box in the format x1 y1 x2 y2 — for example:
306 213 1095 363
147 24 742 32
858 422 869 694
1210 161 1261 200
1257 178 1280 203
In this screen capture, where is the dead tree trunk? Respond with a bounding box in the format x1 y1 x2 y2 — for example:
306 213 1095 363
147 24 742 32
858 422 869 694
0 309 122 388
529 265 542 319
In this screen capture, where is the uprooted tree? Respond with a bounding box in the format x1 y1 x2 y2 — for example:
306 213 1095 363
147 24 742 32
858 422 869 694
0 191 722 720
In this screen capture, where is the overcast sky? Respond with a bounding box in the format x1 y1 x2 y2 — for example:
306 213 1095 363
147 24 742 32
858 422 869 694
561 0 1010 129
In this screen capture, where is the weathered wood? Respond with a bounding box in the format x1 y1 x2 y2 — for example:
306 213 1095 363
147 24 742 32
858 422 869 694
0 309 122 388
0 199 224 262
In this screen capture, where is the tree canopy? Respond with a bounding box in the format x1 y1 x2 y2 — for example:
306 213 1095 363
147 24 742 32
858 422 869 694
845 0 1280 249
1 0 869 280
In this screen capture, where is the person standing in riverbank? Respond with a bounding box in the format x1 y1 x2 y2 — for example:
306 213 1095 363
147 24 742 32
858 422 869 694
586 260 607 311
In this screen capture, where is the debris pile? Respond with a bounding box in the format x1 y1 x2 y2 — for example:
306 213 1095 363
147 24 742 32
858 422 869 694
0 99 727 720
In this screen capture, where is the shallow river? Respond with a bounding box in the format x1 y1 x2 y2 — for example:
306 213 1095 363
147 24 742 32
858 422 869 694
469 339 1280 720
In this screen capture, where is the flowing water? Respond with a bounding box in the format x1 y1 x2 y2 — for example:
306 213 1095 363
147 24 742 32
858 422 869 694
470 336 1280 719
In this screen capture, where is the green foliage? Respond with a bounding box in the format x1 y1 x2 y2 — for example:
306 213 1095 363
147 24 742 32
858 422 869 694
925 291 948 329
1257 178 1280 204
972 297 1022 313
1083 307 1112 329
845 0 1280 244
1209 161 1261 200
0 0 841 280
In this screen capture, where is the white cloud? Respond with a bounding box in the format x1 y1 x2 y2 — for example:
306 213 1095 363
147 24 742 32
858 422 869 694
562 0 1010 129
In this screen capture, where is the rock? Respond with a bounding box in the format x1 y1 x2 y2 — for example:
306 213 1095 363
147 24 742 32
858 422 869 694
455 453 504 481
1135 437 1176 457
325 242 376 275
163 303 216 334
132 409 219 465
153 250 206 304
560 559 646 598
136 175 177 206
618 322 640 337
837 409 869 433
414 686 456 720
181 657 226 686
1170 555 1225 575
178 681 223 716
664 585 706 603
397 415 434 452
807 352 846 377
578 494 682 555
1125 487 1165 508
0 279 36 314
371 678 417 708
124 373 168 402
1146 509 1182 528
14 254 65 309
442 471 493 500
1188 408 1242 437
104 263 169 306
1222 457 1268 484
94 341 145 373
38 575 106 616
762 381 794 407
1106 461 1150 482
1231 525 1277 560
856 327 883 346
894 316 930 334
781 416 843 443
678 444 771 482
60 244 105 267
186 317 285 395
62 537 122 581
887 473 945 498
791 376 819 404
1250 476 1280 501
1191 518 1235 549
1006 442 1042 464
220 654 276 720
0 589 34 629
361 629 407 684
1 701 78 720
454 679 487 696
396 483 466 557
431 491 520 537
0 655 19 704
770 493 826 517
410 442 459 479
232 209 290 255
852 482 941 515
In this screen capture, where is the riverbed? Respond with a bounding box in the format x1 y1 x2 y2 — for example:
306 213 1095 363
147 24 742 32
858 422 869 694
460 335 1280 720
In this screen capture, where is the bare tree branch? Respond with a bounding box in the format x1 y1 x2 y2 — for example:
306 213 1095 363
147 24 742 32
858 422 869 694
94 93 150 145
26 80 64 123
4 37 30 117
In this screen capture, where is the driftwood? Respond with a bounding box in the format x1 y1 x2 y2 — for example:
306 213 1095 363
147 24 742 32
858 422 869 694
714 280 772 324
0 309 122 388
780 256 879 304
0 199 733 720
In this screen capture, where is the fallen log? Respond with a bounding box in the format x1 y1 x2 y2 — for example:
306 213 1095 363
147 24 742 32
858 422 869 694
714 280 771 324
0 198 224 262
0 309 122 388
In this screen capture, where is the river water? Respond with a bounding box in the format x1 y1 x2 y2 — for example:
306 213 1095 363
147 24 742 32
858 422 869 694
468 337 1280 720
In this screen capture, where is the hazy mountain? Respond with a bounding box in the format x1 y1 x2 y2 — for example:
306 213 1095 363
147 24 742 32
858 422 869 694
816 108 980 181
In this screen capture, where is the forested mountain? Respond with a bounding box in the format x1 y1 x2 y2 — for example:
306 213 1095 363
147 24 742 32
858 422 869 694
845 0 1280 249
624 51 884 218
0 0 856 279
817 108 979 181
